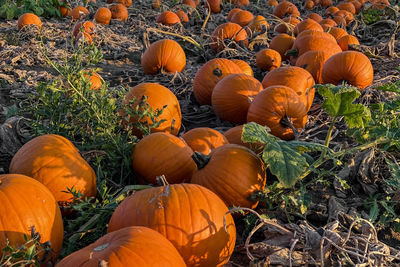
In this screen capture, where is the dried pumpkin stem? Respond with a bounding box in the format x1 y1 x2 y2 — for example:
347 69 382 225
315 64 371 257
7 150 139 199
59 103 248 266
280 115 299 140
192 151 211 170
156 175 169 186
147 28 202 50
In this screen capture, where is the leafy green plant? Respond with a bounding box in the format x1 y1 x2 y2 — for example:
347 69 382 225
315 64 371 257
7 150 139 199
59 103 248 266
0 0 63 19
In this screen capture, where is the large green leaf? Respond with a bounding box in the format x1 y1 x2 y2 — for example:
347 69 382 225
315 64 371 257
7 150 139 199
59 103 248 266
242 122 276 144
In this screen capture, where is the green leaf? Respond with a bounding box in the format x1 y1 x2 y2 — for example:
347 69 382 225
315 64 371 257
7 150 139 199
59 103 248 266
385 158 400 189
317 84 371 128
368 198 379 222
242 122 276 144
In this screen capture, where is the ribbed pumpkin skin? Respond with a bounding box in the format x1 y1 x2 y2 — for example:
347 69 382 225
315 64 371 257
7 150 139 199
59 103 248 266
324 6 339 16
110 4 128 21
232 59 253 76
132 132 196 184
183 0 197 8
94 7 112 24
206 0 221 13
269 33 296 60
56 226 186 267
181 127 229 155
176 10 189 24
337 35 360 51
0 174 64 263
191 144 266 209
224 125 247 148
307 13 323 23
121 83 182 136
193 58 243 105
211 22 248 52
256 48 282 71
332 10 353 24
321 51 374 90
273 1 300 18
231 10 254 27
9 135 97 206
319 18 337 27
293 19 323 36
227 8 242 21
262 66 315 111
17 13 42 30
156 11 181 26
108 184 236 267
212 74 263 124
327 26 348 41
249 15 269 33
296 30 337 43
337 2 356 14
141 39 186 75
247 86 308 140
295 50 330 84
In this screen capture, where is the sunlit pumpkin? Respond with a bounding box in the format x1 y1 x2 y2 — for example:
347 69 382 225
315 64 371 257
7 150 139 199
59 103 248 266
17 13 42 30
181 127 229 155
211 22 248 52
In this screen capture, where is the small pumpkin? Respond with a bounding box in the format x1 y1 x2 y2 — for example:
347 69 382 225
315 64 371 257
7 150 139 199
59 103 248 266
132 132 196 184
75 32 93 44
176 10 189 25
269 33 296 60
231 10 254 27
346 0 362 13
94 7 112 25
321 51 374 90
17 13 42 30
274 16 300 34
72 21 96 39
256 48 282 71
83 70 104 90
193 58 243 105
183 0 197 8
211 22 248 52
58 1 71 17
205 0 221 13
337 34 360 51
112 0 132 7
232 59 253 76
268 0 278 6
227 8 242 21
71 6 89 20
324 6 339 16
319 18 337 27
304 0 314 9
191 144 266 209
181 127 229 155
230 0 250 7
326 26 348 41
56 226 186 267
320 0 333 7
336 2 356 14
273 1 300 18
295 50 330 84
247 86 308 140
332 10 354 24
248 15 269 33
152 0 162 9
306 12 323 23
333 15 347 26
110 3 128 21
212 74 264 124
108 183 236 266
156 11 181 26
141 39 186 75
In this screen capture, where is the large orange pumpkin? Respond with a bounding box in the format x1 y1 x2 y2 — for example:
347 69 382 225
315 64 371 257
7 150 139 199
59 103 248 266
269 33 296 60
108 183 236 266
273 1 300 18
17 13 42 30
191 144 266 209
295 50 330 84
230 10 254 27
141 39 186 75
193 58 243 105
121 83 182 137
321 51 374 90
94 7 112 24
326 26 349 41
132 132 196 184
247 86 308 140
307 12 323 23
0 174 64 264
293 18 323 36
336 2 356 14
227 8 242 21
181 127 229 155
56 226 186 267
9 135 97 206
211 22 248 52
337 34 360 51
232 59 253 76
212 74 263 124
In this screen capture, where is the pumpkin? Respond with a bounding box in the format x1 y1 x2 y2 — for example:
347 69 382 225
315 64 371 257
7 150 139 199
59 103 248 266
206 0 221 13
152 0 162 9
231 10 254 27
227 8 242 21
72 21 96 38
181 127 229 155
321 51 374 90
320 0 333 7
336 2 356 14
58 1 71 17
294 18 323 36
110 3 128 21
232 59 253 76
212 74 263 124
273 1 300 18
304 0 314 9
307 12 323 23
269 33 296 60
132 132 196 184
156 11 181 26
176 10 189 25
94 7 112 25
141 39 186 75
0 174 63 264
319 18 337 27
346 0 362 13
108 183 236 266
295 50 330 84
274 16 300 34
370 0 390 9
193 58 243 105
183 0 197 8
261 66 316 110
191 144 266 209
324 6 339 16
332 10 354 24
296 30 337 43
75 32 93 44
211 22 248 52
121 83 182 137
248 15 269 33
337 34 360 51
83 70 104 90
71 6 89 20
326 26 348 41
256 48 282 71
333 15 347 26
9 134 97 206
56 226 186 267
230 0 250 7
17 13 42 30
112 0 132 7
247 86 308 140
268 0 278 6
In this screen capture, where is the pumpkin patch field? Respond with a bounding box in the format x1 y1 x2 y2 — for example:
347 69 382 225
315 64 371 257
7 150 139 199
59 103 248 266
1 0 400 265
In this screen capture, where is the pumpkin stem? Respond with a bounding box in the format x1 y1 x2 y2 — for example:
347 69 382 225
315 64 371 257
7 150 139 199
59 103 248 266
213 68 223 77
192 151 211 170
284 49 298 58
156 175 169 186
280 115 299 140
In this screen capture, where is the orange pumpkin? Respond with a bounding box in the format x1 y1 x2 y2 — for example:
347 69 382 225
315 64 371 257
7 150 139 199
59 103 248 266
17 13 42 30
304 0 315 9
247 86 308 140
112 0 132 7
181 127 229 155
121 83 182 137
132 132 196 184
333 15 347 26
205 0 221 13
295 50 330 84
324 6 339 16
156 11 181 26
9 134 97 206
183 0 197 8
320 0 333 7
321 51 374 90
152 0 162 9
56 226 186 267
141 39 186 75
110 3 128 21
293 18 323 36
58 1 71 17
75 32 93 44
232 59 253 76
268 0 278 6
108 184 236 266
337 34 360 51
191 144 266 209
248 15 269 33
83 70 104 90
231 10 254 27
71 6 89 20
307 12 323 23
176 10 189 25
94 7 112 25
332 10 354 24
0 174 64 264
193 58 243 105
320 18 337 27
212 74 263 124
273 1 300 18
72 21 96 38
256 48 282 71
370 0 390 9
326 26 348 41
211 22 248 52
269 33 296 60
347 0 362 13
227 8 242 21
336 2 356 14
229 0 250 7
274 16 300 34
